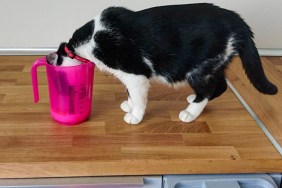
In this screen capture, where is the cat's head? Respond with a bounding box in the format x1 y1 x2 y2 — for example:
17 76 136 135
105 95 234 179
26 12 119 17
47 19 95 67
46 42 82 67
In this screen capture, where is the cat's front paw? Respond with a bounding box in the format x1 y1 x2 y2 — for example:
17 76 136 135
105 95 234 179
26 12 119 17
124 113 142 125
120 100 132 112
179 110 196 123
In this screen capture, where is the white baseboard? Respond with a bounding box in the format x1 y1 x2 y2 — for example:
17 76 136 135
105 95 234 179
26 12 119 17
258 49 282 56
0 48 281 56
0 48 56 55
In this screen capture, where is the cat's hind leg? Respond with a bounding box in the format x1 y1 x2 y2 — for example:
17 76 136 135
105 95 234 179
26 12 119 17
186 76 227 104
209 76 228 100
180 74 228 122
179 73 214 122
179 96 208 123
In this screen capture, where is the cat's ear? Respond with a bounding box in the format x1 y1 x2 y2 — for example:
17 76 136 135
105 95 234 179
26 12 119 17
46 52 58 65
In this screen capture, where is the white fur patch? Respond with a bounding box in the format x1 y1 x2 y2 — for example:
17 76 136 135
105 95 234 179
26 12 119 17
211 35 236 72
151 75 187 88
224 36 235 61
143 57 155 73
94 14 107 34
60 56 81 67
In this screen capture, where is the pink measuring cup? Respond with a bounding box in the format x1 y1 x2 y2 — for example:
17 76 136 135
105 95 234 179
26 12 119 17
31 57 95 125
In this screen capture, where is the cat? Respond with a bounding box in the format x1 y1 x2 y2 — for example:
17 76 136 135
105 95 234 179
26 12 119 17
47 3 278 125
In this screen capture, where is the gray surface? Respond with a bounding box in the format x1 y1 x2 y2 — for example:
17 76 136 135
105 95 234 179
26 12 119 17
0 176 148 188
0 185 142 188
269 174 282 188
164 174 279 188
143 177 163 188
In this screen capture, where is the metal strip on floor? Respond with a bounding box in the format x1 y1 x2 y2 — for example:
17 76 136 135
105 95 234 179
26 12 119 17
227 79 282 155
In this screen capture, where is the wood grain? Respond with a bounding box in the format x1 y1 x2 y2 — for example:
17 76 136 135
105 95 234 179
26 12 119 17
227 57 282 146
0 56 281 178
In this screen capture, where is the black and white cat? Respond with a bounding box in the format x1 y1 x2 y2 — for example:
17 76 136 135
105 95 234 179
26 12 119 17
47 3 277 125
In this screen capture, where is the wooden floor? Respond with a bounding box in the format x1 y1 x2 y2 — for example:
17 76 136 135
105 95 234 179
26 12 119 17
228 57 282 146
0 56 281 178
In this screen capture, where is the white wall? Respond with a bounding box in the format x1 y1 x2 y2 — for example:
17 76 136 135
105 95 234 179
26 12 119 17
0 0 281 49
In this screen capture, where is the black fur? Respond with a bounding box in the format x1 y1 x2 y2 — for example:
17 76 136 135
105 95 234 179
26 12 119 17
55 42 67 66
55 3 277 101
69 20 95 48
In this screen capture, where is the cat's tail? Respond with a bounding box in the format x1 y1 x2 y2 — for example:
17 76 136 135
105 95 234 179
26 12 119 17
238 37 278 95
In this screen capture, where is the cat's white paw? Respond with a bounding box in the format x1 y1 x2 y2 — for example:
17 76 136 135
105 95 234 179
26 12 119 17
179 110 197 123
120 100 132 113
124 113 142 125
187 94 196 104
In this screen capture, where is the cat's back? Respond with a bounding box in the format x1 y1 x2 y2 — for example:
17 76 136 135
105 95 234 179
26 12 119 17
136 3 235 21
100 4 245 37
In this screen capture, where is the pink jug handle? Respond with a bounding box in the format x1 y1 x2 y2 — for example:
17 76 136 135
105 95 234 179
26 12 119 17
31 57 47 103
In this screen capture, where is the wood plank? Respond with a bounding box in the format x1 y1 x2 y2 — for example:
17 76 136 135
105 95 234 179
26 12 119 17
182 133 274 148
0 146 122 162
1 160 282 178
121 146 240 160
